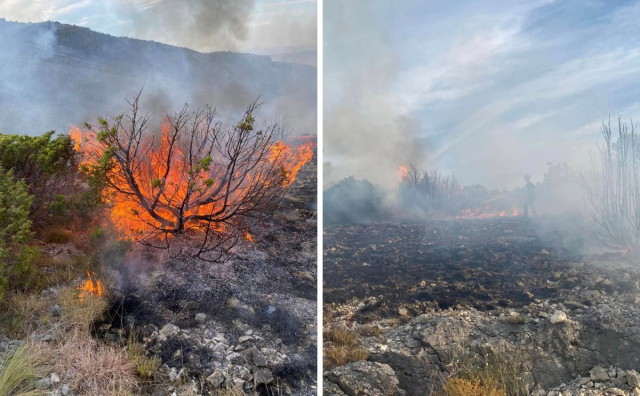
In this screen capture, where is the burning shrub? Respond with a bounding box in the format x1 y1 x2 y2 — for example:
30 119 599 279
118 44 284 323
324 177 389 225
72 94 313 261
584 117 640 252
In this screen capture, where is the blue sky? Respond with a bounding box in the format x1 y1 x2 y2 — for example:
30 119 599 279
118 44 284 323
0 0 316 52
325 0 640 188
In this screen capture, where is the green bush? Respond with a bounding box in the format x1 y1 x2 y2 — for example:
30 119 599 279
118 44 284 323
0 168 34 301
0 131 97 226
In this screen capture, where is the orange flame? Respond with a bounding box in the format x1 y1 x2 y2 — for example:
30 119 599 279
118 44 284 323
70 125 314 240
78 273 104 302
397 165 409 180
244 230 254 243
456 207 522 219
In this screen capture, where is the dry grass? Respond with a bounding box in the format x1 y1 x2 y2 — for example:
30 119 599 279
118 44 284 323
324 327 369 368
0 283 107 341
359 324 382 337
0 292 50 338
325 328 358 347
0 282 137 396
440 376 506 396
505 315 526 325
0 343 48 396
215 386 246 396
47 335 137 396
56 286 108 336
438 350 529 396
346 348 370 362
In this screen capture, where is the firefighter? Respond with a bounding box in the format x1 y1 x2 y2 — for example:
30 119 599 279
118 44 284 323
523 174 537 218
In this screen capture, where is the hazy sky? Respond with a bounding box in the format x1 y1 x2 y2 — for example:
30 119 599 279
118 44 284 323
325 0 640 189
0 0 316 52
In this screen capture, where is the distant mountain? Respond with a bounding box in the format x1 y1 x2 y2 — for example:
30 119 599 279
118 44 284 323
249 46 317 67
0 19 316 136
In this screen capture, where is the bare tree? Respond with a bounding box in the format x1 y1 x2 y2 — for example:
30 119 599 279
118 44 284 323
583 116 640 252
399 165 462 216
74 93 307 261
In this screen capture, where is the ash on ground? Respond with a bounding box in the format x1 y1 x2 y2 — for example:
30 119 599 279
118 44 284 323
101 154 317 395
324 217 640 396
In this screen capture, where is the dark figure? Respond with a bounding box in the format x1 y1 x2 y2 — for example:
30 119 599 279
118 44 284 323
523 174 537 218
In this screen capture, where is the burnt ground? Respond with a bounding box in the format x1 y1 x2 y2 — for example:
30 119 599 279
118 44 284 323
324 217 640 395
101 153 317 395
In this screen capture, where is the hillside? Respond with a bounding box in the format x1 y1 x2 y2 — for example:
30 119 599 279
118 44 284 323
0 18 316 135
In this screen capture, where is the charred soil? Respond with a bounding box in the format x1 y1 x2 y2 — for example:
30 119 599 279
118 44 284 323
98 152 318 395
324 217 640 396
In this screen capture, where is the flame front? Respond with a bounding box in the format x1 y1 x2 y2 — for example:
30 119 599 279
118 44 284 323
78 273 104 302
71 124 314 240
456 206 521 219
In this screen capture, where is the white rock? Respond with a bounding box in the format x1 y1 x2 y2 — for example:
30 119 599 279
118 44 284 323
550 310 567 324
160 323 180 338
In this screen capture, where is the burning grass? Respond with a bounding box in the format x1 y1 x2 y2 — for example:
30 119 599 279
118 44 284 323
0 278 136 396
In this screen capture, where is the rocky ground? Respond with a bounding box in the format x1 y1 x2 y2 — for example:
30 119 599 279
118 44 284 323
324 217 640 395
3 153 317 396
115 153 318 395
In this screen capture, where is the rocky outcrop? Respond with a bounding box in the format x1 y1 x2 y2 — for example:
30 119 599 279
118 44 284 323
325 361 405 396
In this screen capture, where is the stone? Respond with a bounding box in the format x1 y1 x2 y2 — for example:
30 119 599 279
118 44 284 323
245 348 268 367
550 310 567 324
227 352 245 365
206 370 225 387
195 313 207 324
34 378 51 388
254 368 274 385
49 305 63 316
590 366 609 381
628 370 640 388
326 361 402 396
606 388 625 396
169 367 178 382
60 384 70 395
160 324 180 338
50 372 60 383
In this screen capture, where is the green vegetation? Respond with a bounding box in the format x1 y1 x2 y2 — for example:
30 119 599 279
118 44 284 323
126 332 159 379
0 344 46 396
0 168 34 301
0 131 84 223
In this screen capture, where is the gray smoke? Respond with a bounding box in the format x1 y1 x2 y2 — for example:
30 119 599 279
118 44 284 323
323 2 426 189
122 0 256 52
0 18 316 137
